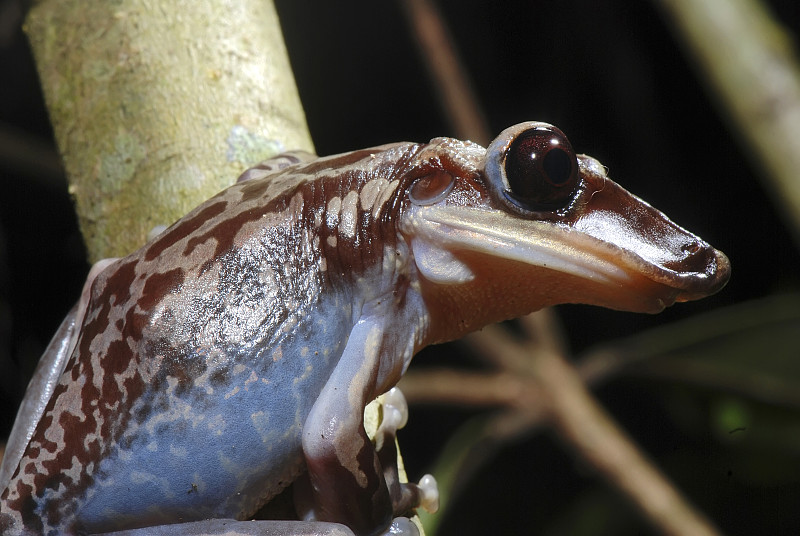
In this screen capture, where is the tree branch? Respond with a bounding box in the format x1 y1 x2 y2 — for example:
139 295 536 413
655 0 800 243
25 0 313 260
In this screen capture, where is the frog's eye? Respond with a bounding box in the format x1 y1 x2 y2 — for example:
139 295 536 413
485 122 581 215
506 127 578 208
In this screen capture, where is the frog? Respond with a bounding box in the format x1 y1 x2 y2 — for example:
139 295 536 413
0 122 730 535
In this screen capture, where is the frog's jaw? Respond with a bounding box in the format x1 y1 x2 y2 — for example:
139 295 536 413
402 188 729 339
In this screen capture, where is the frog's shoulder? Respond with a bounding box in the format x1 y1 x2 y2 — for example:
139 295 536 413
236 151 318 184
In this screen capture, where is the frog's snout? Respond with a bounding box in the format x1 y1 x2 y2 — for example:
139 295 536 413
674 247 731 302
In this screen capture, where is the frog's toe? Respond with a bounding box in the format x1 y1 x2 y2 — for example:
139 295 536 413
417 474 439 514
375 387 409 451
383 516 420 536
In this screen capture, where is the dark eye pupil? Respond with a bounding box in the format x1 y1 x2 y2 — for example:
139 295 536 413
543 148 572 186
505 127 578 210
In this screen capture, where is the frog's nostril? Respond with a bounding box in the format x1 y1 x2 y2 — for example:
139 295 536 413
663 239 716 276
681 240 702 256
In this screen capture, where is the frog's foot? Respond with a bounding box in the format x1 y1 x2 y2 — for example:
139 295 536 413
96 519 355 535
377 388 439 517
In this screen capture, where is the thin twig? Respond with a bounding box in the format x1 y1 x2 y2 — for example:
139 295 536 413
522 342 721 536
406 324 722 534
397 367 542 409
506 324 721 536
399 0 491 145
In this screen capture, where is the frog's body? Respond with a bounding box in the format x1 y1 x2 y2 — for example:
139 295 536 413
0 123 730 536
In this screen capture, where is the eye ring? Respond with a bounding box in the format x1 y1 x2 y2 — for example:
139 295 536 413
484 122 581 216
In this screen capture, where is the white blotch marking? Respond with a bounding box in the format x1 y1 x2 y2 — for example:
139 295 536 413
327 235 337 248
326 196 341 228
244 370 258 389
281 316 298 333
170 444 188 458
62 454 86 486
130 471 176 499
251 410 270 440
339 190 359 239
373 179 399 218
294 363 313 384
360 179 384 212
207 413 226 436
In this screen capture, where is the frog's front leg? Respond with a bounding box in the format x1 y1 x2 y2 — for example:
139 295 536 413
300 317 426 536
301 318 394 534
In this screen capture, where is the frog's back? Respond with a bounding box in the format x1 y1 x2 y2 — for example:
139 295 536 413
0 144 418 534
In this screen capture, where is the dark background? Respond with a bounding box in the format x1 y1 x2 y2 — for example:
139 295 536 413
2 1 799 534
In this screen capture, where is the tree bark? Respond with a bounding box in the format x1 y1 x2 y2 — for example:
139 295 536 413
25 0 313 261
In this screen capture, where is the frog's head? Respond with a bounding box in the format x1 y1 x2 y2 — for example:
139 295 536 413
398 122 730 342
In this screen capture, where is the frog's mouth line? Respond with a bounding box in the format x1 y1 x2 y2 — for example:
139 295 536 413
404 204 730 308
